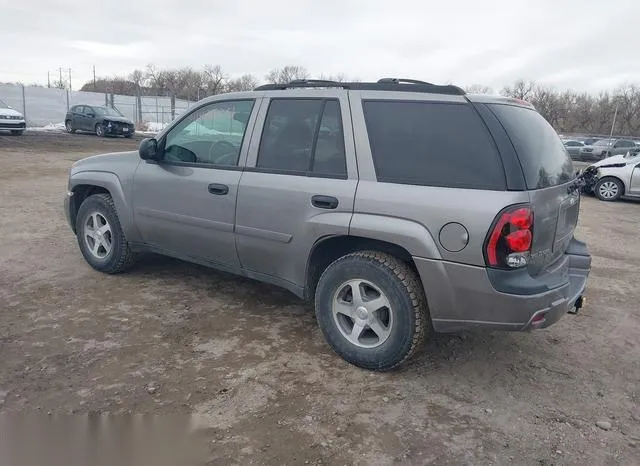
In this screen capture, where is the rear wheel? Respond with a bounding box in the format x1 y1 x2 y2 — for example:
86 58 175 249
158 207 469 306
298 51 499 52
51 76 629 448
125 133 133 138
10 130 23 136
595 177 623 201
65 120 75 134
315 250 429 371
95 123 105 137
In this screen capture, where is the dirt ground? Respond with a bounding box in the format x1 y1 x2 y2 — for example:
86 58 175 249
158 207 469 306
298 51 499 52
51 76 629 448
1 131 639 465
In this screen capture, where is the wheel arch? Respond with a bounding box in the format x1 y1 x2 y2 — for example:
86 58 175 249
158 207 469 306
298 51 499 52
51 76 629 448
69 172 136 239
304 235 419 302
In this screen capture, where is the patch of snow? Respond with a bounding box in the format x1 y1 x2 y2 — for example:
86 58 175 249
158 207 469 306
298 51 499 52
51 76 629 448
146 121 168 132
28 122 66 132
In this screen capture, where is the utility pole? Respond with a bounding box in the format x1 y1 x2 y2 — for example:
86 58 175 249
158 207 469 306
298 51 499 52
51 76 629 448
47 71 50 88
609 101 619 139
59 67 63 88
93 65 96 88
68 68 72 92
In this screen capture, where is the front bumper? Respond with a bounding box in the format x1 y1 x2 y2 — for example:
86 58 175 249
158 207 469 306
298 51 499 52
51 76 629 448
64 191 75 232
414 238 591 332
0 121 26 130
104 122 134 135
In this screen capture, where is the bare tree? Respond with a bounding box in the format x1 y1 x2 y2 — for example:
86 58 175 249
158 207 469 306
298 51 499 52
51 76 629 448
265 66 309 84
464 84 493 94
501 79 536 101
318 73 348 82
52 79 67 90
202 65 227 96
226 74 259 92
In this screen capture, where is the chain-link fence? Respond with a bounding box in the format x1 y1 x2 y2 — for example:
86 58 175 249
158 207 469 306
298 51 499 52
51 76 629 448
0 83 194 128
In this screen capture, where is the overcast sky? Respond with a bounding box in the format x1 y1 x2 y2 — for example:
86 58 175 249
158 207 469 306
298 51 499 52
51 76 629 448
1 0 638 93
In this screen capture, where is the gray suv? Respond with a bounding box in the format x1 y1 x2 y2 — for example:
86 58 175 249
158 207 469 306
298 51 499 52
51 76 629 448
64 78 591 371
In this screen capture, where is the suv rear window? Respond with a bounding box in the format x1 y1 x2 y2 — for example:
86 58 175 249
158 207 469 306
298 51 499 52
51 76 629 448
488 104 574 189
362 101 505 190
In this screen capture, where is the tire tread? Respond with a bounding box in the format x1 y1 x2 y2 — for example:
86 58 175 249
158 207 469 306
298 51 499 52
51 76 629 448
316 250 429 371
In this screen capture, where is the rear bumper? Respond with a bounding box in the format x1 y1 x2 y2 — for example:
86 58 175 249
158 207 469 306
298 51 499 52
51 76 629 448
414 238 591 332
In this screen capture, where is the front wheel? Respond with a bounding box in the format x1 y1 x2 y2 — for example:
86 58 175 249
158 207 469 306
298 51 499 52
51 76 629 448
315 251 429 371
95 123 105 137
595 177 623 201
75 193 135 273
10 130 23 136
65 120 75 134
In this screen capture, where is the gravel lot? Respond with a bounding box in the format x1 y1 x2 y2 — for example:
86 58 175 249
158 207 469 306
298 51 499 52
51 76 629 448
1 131 639 465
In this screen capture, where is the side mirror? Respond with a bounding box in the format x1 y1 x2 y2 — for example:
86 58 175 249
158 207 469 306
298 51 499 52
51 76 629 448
139 138 159 160
87 113 95 118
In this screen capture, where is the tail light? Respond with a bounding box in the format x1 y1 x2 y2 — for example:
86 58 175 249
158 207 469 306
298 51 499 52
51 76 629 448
485 205 534 269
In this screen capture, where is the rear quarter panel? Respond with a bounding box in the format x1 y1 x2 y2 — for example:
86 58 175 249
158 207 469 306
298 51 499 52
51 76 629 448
348 90 529 265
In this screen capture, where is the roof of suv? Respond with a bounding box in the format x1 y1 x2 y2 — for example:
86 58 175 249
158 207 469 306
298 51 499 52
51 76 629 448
252 79 535 109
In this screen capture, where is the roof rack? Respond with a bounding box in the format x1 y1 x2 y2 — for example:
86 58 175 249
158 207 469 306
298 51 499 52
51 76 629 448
254 79 348 91
377 78 434 85
254 78 465 95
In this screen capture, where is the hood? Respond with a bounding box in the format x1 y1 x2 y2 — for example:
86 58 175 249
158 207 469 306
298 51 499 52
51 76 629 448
0 107 25 118
589 152 640 169
70 150 139 176
591 153 626 167
101 115 134 124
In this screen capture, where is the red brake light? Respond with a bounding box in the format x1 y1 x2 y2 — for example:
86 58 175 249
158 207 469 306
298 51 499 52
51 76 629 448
509 208 533 230
485 205 534 268
505 229 532 252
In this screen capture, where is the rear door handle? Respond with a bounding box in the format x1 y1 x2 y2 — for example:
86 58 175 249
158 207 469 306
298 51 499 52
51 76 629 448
311 195 339 209
208 183 229 195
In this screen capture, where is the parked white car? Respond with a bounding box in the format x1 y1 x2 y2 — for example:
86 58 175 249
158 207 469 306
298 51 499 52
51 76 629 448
0 98 26 135
581 149 640 201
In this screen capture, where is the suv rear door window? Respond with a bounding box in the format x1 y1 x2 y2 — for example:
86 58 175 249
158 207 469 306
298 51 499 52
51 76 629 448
257 99 347 177
362 101 505 190
489 104 573 189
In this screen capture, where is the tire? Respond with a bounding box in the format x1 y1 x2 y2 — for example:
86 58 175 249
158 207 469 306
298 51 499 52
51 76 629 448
75 193 135 273
10 130 23 136
95 123 105 137
125 133 133 138
315 250 429 371
595 177 623 202
65 120 75 134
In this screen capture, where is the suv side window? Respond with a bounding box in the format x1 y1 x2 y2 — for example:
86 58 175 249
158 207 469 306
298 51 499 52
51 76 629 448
257 99 347 177
163 100 254 166
73 106 84 114
363 101 505 190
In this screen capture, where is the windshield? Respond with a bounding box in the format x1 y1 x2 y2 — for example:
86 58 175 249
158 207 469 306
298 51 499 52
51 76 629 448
593 139 612 146
94 107 123 117
0 98 8 108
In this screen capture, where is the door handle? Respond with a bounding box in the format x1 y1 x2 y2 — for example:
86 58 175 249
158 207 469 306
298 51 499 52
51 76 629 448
311 195 339 209
208 183 229 195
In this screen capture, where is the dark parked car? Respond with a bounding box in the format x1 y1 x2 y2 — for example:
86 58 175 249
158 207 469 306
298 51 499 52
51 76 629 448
65 105 135 137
